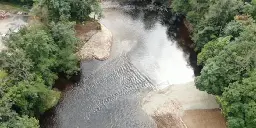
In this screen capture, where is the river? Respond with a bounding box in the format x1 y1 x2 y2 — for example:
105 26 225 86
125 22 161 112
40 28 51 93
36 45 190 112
40 1 201 128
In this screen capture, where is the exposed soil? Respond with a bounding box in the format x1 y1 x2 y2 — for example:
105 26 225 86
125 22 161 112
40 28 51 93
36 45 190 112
153 114 186 128
75 21 101 42
182 109 227 128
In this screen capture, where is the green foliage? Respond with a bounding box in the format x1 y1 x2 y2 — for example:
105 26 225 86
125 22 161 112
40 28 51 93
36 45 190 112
218 71 256 128
34 0 102 22
171 0 191 14
224 17 255 39
193 0 243 51
223 20 245 38
1 22 79 86
173 0 256 127
243 0 256 19
3 78 60 116
0 23 76 127
50 21 80 76
1 0 34 6
172 0 243 51
196 40 256 95
0 49 34 84
235 19 256 43
2 25 58 86
0 115 39 128
197 36 230 65
195 16 256 96
10 116 39 128
0 0 97 127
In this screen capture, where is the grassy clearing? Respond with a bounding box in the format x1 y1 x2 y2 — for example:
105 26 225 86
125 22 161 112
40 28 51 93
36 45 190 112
0 2 29 13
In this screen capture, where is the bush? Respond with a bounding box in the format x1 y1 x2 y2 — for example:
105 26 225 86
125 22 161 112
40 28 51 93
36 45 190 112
197 36 230 65
1 0 34 6
218 71 256 128
172 1 256 128
34 0 102 22
0 115 39 128
0 15 79 128
2 22 79 86
196 40 256 95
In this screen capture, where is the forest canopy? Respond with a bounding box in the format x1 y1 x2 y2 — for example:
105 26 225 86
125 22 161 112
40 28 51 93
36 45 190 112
172 0 256 127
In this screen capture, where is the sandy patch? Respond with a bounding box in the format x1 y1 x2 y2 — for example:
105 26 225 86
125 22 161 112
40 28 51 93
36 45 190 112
142 82 222 127
182 109 227 128
142 82 219 114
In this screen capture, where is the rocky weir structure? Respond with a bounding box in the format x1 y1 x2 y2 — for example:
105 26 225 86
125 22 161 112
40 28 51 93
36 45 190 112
76 21 113 61
41 55 158 128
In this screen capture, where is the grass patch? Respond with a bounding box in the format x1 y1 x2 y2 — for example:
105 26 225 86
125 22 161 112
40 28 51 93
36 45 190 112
0 2 29 13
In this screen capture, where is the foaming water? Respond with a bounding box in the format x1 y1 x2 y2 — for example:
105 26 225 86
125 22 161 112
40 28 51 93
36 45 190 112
101 8 194 86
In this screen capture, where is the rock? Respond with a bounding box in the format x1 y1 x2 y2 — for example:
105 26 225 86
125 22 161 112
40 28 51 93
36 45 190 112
183 18 193 33
77 23 113 61
17 11 23 15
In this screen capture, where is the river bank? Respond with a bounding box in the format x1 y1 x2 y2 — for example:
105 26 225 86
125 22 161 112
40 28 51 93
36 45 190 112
76 21 113 61
142 82 226 128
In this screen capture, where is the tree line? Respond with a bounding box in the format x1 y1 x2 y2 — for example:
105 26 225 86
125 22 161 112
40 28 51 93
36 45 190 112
172 0 256 127
0 0 101 127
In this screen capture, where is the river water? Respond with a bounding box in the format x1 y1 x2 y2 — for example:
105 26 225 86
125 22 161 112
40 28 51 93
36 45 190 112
40 1 200 128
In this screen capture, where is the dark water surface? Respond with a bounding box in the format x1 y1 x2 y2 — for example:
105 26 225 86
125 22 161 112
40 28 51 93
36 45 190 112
40 1 200 128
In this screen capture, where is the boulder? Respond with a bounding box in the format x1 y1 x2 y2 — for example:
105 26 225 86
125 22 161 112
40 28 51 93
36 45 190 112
77 23 113 61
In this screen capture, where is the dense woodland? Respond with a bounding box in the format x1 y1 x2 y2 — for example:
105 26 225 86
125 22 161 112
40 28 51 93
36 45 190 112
172 0 256 128
0 0 101 127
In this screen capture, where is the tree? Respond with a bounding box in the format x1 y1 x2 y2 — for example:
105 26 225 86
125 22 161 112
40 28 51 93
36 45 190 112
0 49 33 84
192 0 243 51
2 24 58 86
0 115 39 128
2 0 34 6
34 0 102 22
172 1 256 128
197 36 231 65
171 0 191 15
2 22 80 86
218 70 256 128
195 40 256 95
3 78 60 116
50 21 79 76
